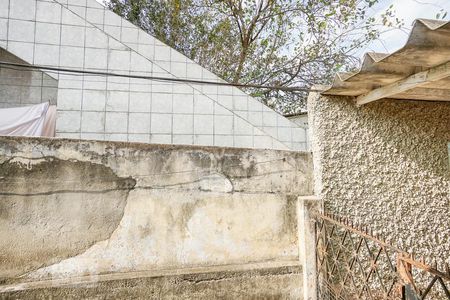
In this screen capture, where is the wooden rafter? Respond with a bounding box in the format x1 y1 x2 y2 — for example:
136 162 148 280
356 61 450 105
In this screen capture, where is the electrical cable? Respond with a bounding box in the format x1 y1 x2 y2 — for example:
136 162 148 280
0 61 322 93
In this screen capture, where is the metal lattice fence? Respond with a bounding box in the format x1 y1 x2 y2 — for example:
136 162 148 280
314 212 450 300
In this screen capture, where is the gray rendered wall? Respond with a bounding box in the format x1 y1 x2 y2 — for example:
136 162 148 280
0 136 313 282
309 92 450 263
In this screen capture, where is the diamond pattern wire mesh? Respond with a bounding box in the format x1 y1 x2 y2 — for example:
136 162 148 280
314 212 450 300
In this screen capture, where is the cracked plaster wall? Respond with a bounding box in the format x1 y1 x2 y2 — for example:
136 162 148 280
0 136 313 282
308 93 450 263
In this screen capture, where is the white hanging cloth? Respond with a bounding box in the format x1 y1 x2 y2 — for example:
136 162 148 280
0 102 56 137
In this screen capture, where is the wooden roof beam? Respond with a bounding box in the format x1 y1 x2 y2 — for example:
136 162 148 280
356 60 450 105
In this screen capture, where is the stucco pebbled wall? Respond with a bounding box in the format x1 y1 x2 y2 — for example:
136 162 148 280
308 93 450 264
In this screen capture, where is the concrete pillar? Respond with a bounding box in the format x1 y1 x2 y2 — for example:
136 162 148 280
298 196 322 300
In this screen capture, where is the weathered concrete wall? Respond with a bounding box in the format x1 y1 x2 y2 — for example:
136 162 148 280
0 136 313 289
308 93 450 263
0 48 57 109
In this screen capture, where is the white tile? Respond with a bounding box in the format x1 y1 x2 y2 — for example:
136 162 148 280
292 127 307 141
170 49 186 63
173 135 193 145
83 76 107 90
56 110 81 132
262 111 277 127
104 25 121 40
172 94 193 114
104 11 121 26
0 1 9 18
151 113 172 134
129 76 151 93
194 114 213 135
10 0 35 20
202 69 217 81
106 91 129 111
8 20 34 43
86 7 104 24
172 83 193 94
129 112 151 133
218 85 233 95
85 48 108 69
150 134 171 144
86 0 104 9
0 19 7 40
108 49 130 71
68 5 86 20
129 92 151 112
154 45 170 61
248 98 263 111
217 95 233 110
234 135 253 148
34 44 60 66
105 133 127 142
35 23 61 45
214 115 233 135
59 46 84 68
105 112 128 133
234 117 253 135
58 74 82 89
186 63 202 79
254 136 273 149
128 134 150 143
130 52 152 73
56 132 81 139
214 103 232 116
233 95 248 111
171 62 186 78
85 27 108 48
214 135 233 147
248 111 263 127
137 44 154 60
173 114 193 134
138 30 155 45
61 25 85 47
107 76 129 91
68 0 87 6
194 135 213 146
36 1 62 23
276 115 290 128
201 85 217 95
81 111 104 132
121 27 138 44
58 89 82 110
277 127 292 142
80 133 105 141
82 89 106 111
61 8 85 26
262 126 278 138
152 93 172 113
194 94 213 114
152 81 173 93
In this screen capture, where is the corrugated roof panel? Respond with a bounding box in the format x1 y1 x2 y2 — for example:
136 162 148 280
323 19 450 102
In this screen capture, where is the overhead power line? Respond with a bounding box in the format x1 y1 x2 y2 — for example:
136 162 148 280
0 61 322 93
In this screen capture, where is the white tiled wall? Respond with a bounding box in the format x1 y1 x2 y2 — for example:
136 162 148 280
0 0 307 151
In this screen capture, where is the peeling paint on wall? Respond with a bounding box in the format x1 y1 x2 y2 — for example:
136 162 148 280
0 137 313 282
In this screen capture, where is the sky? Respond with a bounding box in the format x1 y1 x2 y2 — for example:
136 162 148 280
97 0 450 58
361 0 450 55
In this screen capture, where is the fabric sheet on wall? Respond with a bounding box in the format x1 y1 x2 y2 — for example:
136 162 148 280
0 102 56 137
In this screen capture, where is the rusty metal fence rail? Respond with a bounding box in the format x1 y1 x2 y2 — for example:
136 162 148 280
314 212 450 300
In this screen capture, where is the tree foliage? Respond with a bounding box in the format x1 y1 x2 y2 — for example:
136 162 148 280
107 0 400 113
